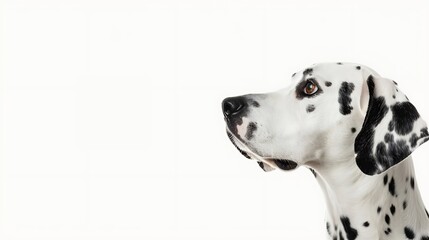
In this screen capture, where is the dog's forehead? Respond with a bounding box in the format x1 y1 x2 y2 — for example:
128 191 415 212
304 62 365 82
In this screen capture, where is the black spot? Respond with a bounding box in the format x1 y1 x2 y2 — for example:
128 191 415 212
390 204 396 215
385 228 392 235
245 122 257 140
421 128 429 138
388 139 411 163
375 142 389 170
325 81 332 87
383 174 388 185
388 177 396 196
309 168 317 178
356 66 361 70
273 159 298 170
340 216 358 240
335 225 338 231
326 222 331 235
390 102 420 135
425 208 429 218
410 177 415 189
234 145 251 159
363 221 369 227
421 137 429 146
333 236 337 240
393 80 398 85
251 101 260 107
295 78 324 100
377 206 382 214
404 227 415 239
292 72 296 77
384 133 394 143
307 104 316 113
388 121 394 132
338 82 355 115
351 128 356 133
355 76 390 175
303 68 313 76
227 132 251 159
337 62 343 65
393 95 396 99
257 162 266 171
421 236 429 240
339 231 344 240
403 201 407 210
385 214 390 225
409 133 419 148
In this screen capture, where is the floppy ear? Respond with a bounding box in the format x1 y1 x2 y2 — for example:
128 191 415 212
355 75 429 175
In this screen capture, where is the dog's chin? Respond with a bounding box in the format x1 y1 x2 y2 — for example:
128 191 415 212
226 131 299 171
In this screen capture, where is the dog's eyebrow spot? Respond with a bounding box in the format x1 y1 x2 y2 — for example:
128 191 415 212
338 82 355 115
363 221 369 227
306 104 315 113
325 81 332 87
251 100 260 107
303 68 313 76
356 66 361 70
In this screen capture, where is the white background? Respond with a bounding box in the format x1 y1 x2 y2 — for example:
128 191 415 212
2 0 429 239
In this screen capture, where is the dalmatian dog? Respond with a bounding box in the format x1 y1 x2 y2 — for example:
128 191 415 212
222 63 429 240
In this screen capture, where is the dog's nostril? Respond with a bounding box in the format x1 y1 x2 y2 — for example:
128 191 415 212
222 97 247 117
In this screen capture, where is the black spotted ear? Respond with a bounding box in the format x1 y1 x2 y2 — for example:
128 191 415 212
257 161 275 172
355 75 429 175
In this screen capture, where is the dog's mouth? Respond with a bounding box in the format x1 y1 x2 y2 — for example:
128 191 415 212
226 131 298 171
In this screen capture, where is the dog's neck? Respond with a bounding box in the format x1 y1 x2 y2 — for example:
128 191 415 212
313 156 429 240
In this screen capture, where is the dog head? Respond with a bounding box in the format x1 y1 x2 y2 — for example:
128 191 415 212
222 63 428 175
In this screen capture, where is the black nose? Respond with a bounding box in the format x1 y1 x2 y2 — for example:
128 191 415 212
222 97 247 118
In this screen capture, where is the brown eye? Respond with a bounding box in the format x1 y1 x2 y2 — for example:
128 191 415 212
303 80 318 95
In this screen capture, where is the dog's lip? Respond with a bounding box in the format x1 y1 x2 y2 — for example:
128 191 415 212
226 129 295 170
